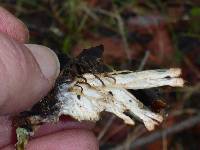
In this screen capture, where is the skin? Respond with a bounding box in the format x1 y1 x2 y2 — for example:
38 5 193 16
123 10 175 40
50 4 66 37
0 7 98 150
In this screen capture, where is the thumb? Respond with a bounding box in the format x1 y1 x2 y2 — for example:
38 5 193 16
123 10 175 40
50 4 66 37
0 33 60 115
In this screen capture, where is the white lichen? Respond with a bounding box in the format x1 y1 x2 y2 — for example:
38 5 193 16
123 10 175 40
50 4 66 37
56 68 184 131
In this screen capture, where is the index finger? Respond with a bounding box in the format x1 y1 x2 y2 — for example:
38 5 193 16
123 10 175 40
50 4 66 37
0 7 29 43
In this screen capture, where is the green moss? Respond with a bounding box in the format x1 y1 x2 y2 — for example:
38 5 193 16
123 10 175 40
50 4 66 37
16 128 29 150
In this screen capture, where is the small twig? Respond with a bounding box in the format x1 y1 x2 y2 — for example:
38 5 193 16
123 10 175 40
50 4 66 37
93 8 115 18
161 122 168 150
121 114 200 149
81 4 99 22
114 10 132 61
101 124 128 146
177 83 200 99
97 115 116 141
92 7 132 61
137 51 150 71
112 125 146 150
184 56 200 79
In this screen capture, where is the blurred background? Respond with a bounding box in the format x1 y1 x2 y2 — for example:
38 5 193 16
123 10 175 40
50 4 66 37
0 0 200 149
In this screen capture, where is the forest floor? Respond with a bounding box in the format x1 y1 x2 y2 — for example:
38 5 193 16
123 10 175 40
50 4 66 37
1 0 200 149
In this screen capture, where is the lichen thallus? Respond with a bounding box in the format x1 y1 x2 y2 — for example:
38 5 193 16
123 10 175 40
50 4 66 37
14 45 171 150
56 45 116 98
14 45 115 132
14 45 166 131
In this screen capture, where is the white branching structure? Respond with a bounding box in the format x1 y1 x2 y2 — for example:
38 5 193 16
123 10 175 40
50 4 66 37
57 68 184 131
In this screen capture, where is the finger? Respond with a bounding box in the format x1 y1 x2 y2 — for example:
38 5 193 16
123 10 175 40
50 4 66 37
0 33 60 115
34 119 94 138
0 7 29 43
2 129 98 150
25 44 60 85
0 116 94 148
0 116 13 148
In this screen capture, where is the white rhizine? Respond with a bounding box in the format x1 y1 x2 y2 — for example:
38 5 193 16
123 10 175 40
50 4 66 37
56 68 183 131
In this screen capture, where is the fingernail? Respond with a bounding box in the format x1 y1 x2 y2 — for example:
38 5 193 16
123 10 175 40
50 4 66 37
25 44 60 85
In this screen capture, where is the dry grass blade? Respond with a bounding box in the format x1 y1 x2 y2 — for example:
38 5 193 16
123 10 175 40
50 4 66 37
116 114 200 149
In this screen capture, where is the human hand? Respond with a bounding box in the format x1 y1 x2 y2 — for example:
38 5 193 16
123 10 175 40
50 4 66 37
0 7 98 150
